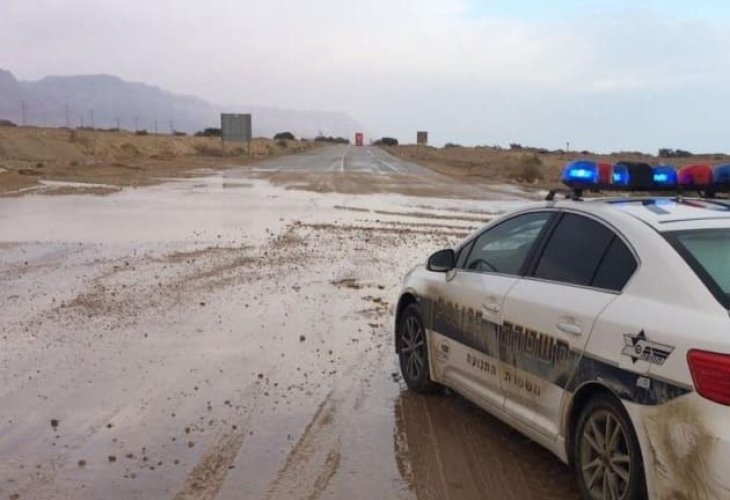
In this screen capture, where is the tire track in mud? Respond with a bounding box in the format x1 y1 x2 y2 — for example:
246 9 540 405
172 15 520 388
264 392 341 500
394 391 579 500
172 429 248 500
173 383 262 500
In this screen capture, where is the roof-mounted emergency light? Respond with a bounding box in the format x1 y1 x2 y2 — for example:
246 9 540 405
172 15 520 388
678 164 713 186
550 159 730 200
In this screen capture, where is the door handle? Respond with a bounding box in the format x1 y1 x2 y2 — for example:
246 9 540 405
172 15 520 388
557 322 582 336
482 302 500 313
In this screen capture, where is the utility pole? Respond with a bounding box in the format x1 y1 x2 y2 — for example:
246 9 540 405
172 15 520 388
21 100 27 126
169 119 173 134
134 116 139 132
80 115 84 128
116 117 120 130
154 120 158 134
65 103 70 128
89 109 94 129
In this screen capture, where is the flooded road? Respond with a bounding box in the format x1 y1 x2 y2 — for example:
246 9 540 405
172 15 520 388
0 148 578 499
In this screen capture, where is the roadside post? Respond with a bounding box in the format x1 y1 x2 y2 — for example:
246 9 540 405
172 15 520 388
416 131 428 159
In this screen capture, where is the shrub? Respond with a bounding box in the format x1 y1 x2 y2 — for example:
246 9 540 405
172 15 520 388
193 143 223 156
444 142 462 149
314 135 350 144
274 131 295 140
195 127 221 137
377 137 398 146
513 155 544 183
510 143 523 150
276 139 288 148
173 130 187 137
658 148 692 158
135 129 149 136
0 119 17 127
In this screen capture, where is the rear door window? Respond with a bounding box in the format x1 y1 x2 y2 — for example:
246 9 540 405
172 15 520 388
534 213 635 290
592 237 637 291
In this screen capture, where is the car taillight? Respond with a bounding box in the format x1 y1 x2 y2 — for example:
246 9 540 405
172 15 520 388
687 349 730 405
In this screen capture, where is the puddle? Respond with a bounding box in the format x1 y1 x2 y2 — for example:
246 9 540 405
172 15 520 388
0 172 539 499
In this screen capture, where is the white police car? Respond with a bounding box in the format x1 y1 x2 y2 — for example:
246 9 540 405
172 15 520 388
395 160 730 500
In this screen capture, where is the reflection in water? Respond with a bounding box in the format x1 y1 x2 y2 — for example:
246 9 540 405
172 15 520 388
393 389 579 500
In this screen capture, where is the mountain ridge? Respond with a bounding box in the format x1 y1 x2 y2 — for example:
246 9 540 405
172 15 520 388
0 68 361 138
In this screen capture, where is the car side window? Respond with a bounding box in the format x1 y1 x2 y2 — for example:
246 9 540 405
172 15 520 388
463 212 551 275
455 239 474 269
534 213 636 290
592 236 637 291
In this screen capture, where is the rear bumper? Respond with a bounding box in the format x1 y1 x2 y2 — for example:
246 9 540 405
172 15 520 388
625 393 730 499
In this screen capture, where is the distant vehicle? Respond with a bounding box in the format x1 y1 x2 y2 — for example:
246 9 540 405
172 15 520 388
355 132 364 147
395 160 730 500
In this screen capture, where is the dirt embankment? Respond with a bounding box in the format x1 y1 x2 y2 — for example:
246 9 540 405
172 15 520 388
384 145 730 189
0 126 318 194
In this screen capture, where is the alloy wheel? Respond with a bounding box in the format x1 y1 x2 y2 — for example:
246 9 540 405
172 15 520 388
401 315 425 382
579 409 632 500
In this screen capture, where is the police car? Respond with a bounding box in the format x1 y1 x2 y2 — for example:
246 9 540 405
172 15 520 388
395 160 730 500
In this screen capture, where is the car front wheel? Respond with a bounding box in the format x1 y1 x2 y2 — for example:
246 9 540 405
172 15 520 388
573 394 647 500
398 304 439 393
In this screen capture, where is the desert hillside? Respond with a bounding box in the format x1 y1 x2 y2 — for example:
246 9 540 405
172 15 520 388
385 145 730 188
0 126 315 194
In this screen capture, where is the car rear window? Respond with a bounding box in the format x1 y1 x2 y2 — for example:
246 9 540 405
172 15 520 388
668 229 730 307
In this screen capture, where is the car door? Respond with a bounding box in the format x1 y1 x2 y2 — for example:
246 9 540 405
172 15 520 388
428 211 554 412
500 212 637 439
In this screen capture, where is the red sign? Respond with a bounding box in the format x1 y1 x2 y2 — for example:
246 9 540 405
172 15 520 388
355 132 364 146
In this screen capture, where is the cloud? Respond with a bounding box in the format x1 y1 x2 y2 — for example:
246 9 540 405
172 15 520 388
2 0 730 151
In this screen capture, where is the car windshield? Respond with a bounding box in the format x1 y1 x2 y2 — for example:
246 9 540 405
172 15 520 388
669 229 730 306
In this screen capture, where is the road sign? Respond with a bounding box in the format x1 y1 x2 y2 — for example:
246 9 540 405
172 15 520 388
355 132 364 146
416 131 428 145
221 114 252 143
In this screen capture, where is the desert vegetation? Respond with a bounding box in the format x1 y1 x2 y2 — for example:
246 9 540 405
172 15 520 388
0 126 317 194
383 144 730 187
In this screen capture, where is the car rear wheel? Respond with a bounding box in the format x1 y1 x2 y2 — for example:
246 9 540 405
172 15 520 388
573 394 646 500
398 304 439 393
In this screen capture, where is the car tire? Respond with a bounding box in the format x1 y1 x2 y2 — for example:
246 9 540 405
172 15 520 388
572 393 647 500
398 304 439 393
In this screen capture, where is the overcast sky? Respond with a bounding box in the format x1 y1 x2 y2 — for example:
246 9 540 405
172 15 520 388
2 0 730 152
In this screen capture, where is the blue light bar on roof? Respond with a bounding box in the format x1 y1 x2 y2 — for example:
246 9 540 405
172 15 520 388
562 160 599 184
612 164 630 186
714 164 730 184
555 160 730 199
614 161 654 189
653 165 677 186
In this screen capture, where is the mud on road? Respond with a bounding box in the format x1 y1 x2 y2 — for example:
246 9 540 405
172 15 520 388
0 172 578 499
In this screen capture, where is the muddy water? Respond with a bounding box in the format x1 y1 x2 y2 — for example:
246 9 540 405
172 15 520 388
0 174 576 499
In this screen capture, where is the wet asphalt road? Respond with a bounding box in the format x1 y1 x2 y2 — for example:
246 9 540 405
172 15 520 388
241 145 431 174
0 150 578 500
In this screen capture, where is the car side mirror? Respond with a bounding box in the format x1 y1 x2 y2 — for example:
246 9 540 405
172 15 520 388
427 249 455 273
